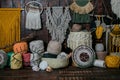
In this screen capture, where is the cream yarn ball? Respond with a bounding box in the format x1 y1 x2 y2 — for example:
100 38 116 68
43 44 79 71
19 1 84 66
47 40 62 55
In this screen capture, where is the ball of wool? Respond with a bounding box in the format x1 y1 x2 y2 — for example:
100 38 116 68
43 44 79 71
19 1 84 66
13 41 28 54
0 50 8 69
47 40 61 55
71 24 82 32
32 66 40 71
105 55 120 68
29 40 44 54
39 61 48 70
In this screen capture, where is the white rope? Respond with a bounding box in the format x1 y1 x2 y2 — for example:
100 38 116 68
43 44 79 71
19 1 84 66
111 0 120 18
25 1 43 30
46 7 71 43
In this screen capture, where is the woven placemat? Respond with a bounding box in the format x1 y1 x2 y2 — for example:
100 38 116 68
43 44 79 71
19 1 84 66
57 67 120 80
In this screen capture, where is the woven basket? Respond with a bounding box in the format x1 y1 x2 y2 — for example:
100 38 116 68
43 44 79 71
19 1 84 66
42 58 69 69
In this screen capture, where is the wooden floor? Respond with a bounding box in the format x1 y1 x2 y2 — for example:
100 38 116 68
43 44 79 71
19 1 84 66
0 66 120 80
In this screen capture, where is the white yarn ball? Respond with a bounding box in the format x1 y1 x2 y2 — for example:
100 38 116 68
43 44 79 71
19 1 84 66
32 66 40 71
39 61 48 70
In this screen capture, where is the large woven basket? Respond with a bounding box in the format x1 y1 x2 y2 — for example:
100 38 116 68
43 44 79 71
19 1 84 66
42 58 69 69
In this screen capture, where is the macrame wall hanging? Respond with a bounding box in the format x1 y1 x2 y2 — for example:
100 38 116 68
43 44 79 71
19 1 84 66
111 0 120 18
0 8 21 52
70 0 94 23
109 24 120 53
25 1 43 30
46 6 71 43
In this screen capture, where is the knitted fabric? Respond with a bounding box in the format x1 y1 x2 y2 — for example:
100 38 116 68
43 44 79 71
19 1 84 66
41 58 69 69
111 0 120 18
25 8 42 30
29 40 44 54
7 51 14 66
30 53 41 67
13 41 28 54
47 40 62 55
10 53 22 69
105 55 120 68
67 31 92 51
22 53 30 67
0 8 21 52
0 50 8 69
70 0 93 23
46 7 71 43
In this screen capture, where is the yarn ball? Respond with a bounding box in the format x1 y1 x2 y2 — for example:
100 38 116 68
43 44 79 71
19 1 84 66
13 41 28 54
29 40 44 54
47 40 61 55
10 53 22 69
0 50 8 69
71 24 82 32
32 66 40 71
105 55 120 68
7 52 14 66
39 61 48 70
22 53 30 67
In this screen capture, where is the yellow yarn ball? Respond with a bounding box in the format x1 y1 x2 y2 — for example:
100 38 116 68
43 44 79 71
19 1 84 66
105 55 120 68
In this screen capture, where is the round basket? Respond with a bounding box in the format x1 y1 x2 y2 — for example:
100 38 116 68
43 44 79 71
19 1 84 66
41 58 69 69
72 45 95 68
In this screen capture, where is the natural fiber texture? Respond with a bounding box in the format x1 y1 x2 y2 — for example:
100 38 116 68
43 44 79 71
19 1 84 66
29 40 44 54
47 40 62 55
46 7 71 43
22 53 30 67
30 53 41 67
0 8 21 52
105 55 120 68
111 0 120 18
109 24 120 52
0 50 8 69
25 8 42 30
13 41 28 54
42 58 69 69
10 53 22 69
67 31 92 51
7 51 14 66
70 0 93 14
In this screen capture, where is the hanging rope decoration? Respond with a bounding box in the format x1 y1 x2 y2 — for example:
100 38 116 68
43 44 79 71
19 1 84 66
111 0 120 18
25 1 43 30
109 24 120 52
70 0 94 14
46 7 71 43
95 16 104 39
0 8 21 52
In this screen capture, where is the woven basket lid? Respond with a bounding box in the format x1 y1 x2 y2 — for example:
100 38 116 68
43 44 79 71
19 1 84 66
72 45 95 68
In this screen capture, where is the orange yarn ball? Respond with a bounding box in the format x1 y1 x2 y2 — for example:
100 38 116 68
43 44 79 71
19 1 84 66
105 55 120 68
13 41 28 54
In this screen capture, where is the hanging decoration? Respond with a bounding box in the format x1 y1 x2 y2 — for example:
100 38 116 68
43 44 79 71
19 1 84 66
70 0 93 14
0 8 21 52
69 0 93 23
25 1 43 30
109 24 120 52
95 16 104 39
46 7 71 43
111 0 120 18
